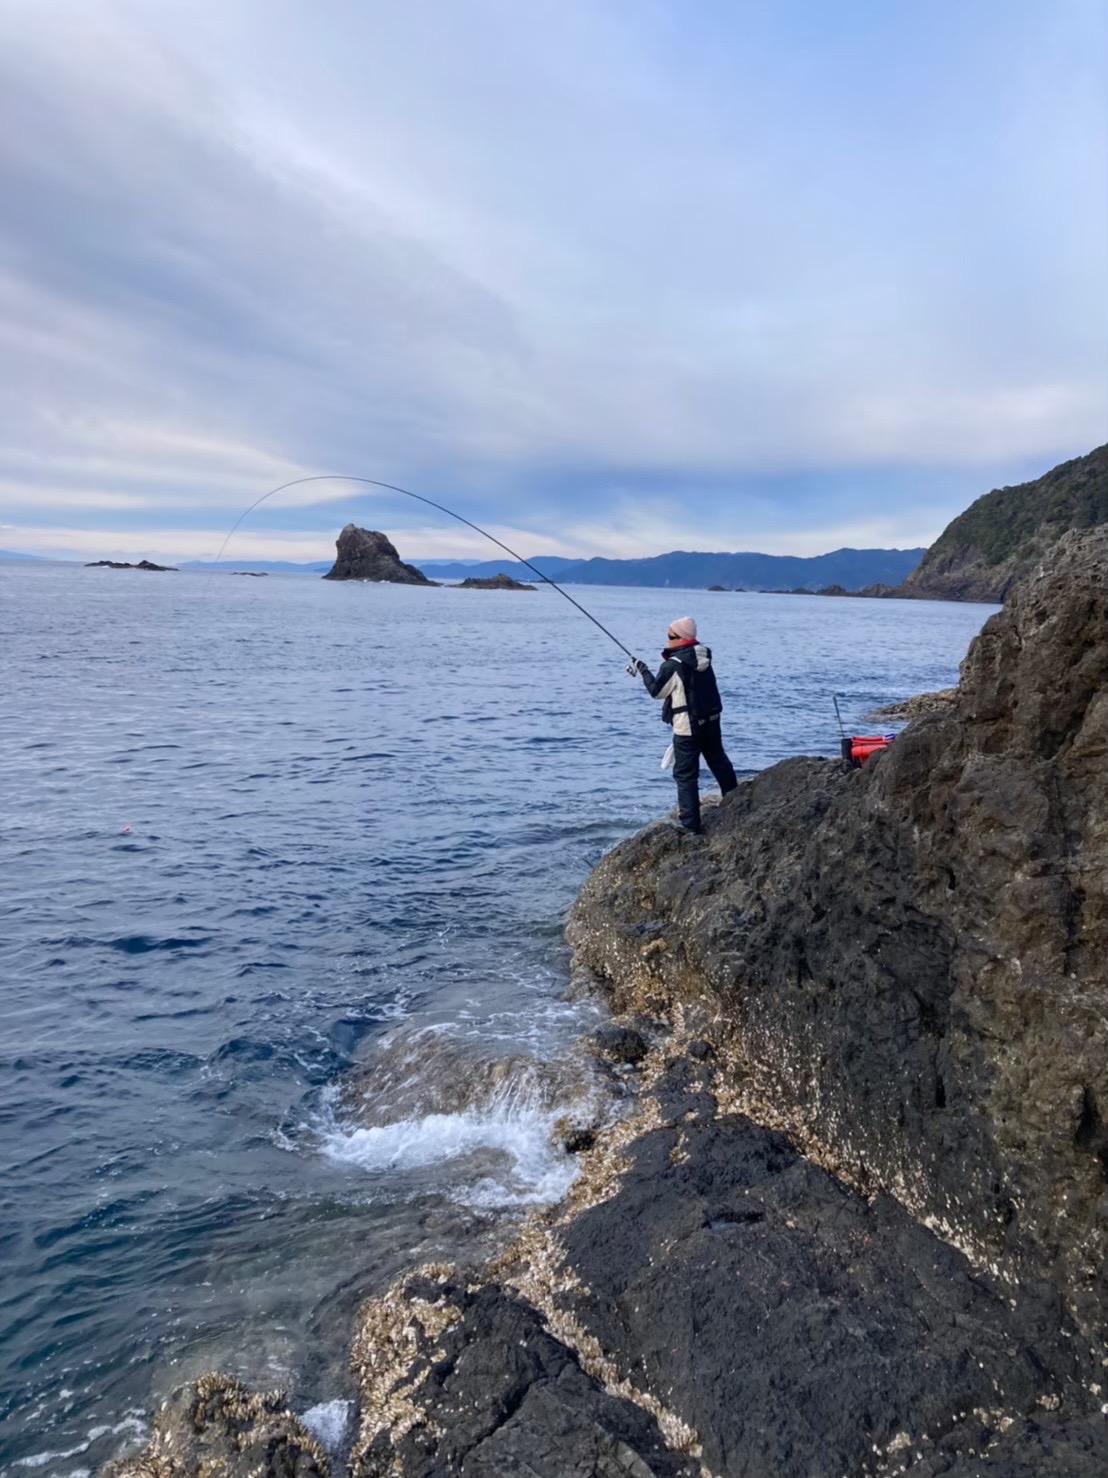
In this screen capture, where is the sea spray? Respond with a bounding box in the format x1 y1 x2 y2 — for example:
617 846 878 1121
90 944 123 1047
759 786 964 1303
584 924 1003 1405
315 1022 615 1208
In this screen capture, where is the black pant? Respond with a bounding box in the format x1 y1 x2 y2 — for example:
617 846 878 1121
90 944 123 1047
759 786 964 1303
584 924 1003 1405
673 717 737 832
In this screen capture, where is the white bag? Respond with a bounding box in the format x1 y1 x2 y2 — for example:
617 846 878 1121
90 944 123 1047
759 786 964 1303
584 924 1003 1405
660 742 674 770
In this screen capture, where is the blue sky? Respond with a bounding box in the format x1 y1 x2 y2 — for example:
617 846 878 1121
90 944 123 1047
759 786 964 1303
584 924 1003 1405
0 0 1104 564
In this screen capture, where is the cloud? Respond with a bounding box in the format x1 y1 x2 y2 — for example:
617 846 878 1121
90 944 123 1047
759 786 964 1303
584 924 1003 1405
0 0 1104 558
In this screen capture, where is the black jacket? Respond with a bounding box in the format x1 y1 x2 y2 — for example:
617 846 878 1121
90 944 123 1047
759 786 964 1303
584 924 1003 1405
639 643 723 735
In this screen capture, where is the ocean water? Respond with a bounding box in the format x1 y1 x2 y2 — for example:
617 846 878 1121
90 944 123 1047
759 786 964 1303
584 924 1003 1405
0 559 996 1473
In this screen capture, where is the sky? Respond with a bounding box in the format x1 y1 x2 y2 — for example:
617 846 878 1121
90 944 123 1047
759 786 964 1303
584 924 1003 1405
0 0 1105 565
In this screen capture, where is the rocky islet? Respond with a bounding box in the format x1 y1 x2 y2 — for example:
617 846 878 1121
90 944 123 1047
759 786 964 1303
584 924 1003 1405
322 526 437 585
85 558 177 571
455 571 536 590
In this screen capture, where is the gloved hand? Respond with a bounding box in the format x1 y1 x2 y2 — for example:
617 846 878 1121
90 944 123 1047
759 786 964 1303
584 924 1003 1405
635 659 651 678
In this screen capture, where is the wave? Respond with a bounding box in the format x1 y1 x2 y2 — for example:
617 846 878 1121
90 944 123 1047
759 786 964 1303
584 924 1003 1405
315 1025 607 1208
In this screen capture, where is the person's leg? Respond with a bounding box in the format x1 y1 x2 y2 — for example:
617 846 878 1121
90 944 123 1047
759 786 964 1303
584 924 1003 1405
699 718 738 794
671 734 702 832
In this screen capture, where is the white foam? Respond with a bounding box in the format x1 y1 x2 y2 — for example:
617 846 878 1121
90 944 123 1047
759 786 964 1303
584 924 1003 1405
319 1087 578 1207
299 1398 353 1452
13 1444 89 1470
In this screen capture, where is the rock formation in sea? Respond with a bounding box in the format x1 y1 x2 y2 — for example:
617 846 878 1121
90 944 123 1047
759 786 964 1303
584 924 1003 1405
899 442 1108 602
105 529 1108 1476
85 558 177 571
322 526 437 584
456 571 536 590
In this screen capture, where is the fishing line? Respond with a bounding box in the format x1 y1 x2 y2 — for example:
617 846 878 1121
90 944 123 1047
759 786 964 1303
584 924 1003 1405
214 474 639 662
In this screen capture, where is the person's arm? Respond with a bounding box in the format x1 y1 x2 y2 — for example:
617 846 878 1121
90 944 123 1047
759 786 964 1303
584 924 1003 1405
636 657 678 699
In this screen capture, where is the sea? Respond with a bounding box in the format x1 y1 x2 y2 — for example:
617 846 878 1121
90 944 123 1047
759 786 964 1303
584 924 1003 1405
0 559 996 1474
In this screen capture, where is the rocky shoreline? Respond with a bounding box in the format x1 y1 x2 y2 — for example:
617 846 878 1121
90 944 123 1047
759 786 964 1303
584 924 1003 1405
105 530 1108 1477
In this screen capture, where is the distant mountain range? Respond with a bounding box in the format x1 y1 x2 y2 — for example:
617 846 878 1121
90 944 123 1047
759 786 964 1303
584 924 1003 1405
416 547 926 591
10 547 926 589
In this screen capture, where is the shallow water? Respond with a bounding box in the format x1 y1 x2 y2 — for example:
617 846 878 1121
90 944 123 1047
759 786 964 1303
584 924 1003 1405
0 560 995 1472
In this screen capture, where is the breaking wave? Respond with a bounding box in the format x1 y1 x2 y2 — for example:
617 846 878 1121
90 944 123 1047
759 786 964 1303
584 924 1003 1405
316 1025 608 1207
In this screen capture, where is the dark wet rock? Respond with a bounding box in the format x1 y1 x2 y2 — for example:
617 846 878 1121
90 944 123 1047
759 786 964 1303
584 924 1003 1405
85 558 176 571
350 1272 699 1478
230 570 269 576
322 526 435 584
351 1054 1107 1477
592 1024 649 1065
915 1414 1108 1475
561 1124 597 1153
101 1373 328 1477
555 1076 1102 1478
568 527 1108 1347
456 571 536 590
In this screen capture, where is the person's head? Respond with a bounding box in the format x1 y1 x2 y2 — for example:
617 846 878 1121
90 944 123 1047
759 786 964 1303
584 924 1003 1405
666 615 697 645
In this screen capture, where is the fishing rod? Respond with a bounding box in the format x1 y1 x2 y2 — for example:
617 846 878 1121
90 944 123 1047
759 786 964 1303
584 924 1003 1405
214 474 640 664
832 694 847 744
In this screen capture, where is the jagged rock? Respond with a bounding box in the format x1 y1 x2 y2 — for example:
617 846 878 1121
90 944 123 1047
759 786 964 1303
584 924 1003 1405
568 528 1108 1350
455 571 536 590
348 1053 1106 1478
101 1373 328 1477
554 1059 1100 1478
322 526 436 584
349 1271 699 1478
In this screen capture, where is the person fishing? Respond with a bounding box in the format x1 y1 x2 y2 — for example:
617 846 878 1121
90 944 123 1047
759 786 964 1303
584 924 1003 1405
634 616 738 833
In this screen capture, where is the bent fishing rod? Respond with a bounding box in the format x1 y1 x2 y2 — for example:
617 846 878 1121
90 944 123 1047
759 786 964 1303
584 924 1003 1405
215 474 641 665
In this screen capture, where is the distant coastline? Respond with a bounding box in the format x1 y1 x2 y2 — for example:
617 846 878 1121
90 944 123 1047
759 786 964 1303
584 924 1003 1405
2 545 927 593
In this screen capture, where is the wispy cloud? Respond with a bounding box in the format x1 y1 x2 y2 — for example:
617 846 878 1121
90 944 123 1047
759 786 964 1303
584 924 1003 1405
0 0 1104 559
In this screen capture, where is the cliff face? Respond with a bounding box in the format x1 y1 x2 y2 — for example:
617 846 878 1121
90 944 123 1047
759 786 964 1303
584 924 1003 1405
570 527 1108 1342
901 444 1108 602
322 526 435 584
